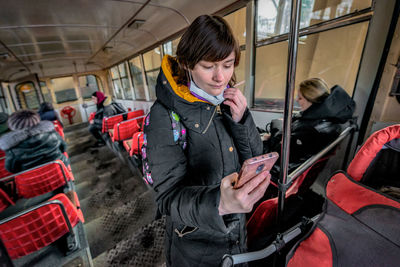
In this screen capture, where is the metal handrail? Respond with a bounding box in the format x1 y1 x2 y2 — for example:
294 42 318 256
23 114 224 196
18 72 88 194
286 124 356 186
221 215 321 266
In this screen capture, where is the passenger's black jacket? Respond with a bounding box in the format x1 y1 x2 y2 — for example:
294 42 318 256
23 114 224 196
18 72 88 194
264 85 355 166
144 56 263 266
0 121 68 173
93 101 116 129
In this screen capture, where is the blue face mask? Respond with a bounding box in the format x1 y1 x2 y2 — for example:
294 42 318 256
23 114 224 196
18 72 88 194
189 75 225 105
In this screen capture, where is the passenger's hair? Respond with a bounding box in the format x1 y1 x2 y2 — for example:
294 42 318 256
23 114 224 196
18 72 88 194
175 15 240 86
299 78 330 103
38 102 54 113
8 110 40 131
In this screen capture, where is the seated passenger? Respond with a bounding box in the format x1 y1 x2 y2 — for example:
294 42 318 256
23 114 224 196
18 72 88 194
0 112 9 136
88 91 116 147
0 110 68 173
263 78 355 169
38 102 63 127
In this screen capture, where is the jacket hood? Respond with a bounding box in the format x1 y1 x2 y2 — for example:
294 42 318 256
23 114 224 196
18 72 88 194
300 85 355 123
0 120 55 150
155 56 218 134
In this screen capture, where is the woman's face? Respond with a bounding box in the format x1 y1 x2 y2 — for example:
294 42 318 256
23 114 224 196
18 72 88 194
92 96 98 104
190 51 235 96
296 91 312 111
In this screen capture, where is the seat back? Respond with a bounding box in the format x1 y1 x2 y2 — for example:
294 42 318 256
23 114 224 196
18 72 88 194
113 115 145 142
53 121 65 139
131 131 144 156
102 114 124 133
0 193 82 259
347 124 400 182
0 188 14 212
15 160 73 199
127 109 144 120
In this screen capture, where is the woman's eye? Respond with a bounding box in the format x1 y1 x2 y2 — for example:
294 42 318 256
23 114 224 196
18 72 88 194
224 65 233 69
203 65 213 69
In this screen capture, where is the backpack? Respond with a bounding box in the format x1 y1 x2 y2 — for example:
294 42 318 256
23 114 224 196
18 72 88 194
141 109 186 185
111 102 127 115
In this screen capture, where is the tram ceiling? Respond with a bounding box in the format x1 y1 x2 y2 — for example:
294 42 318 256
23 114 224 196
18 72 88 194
0 0 240 81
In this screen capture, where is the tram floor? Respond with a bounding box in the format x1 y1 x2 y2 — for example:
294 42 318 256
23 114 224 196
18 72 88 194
65 123 166 267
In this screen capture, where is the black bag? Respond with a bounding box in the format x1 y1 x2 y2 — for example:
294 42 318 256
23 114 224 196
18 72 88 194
111 102 127 114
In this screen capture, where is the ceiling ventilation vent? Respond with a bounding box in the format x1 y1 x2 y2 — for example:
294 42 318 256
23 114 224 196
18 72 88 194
127 19 145 30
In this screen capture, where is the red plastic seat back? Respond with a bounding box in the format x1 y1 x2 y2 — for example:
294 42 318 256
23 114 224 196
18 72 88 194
0 188 14 212
15 160 73 199
0 193 82 259
131 131 144 156
102 114 123 133
127 109 144 120
112 119 141 142
88 112 96 122
0 150 5 158
53 123 65 139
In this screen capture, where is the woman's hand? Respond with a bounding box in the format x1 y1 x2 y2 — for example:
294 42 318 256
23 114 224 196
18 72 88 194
218 170 271 215
223 88 247 123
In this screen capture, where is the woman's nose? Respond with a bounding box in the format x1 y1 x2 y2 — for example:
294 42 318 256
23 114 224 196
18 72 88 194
213 67 224 82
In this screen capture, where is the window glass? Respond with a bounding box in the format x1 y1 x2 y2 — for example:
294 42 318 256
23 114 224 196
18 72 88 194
163 37 180 56
143 48 162 100
112 79 124 99
143 48 162 71
254 21 368 110
256 0 372 42
40 81 53 103
224 7 246 46
235 50 246 93
146 71 158 100
118 63 127 77
129 56 146 100
16 82 40 109
121 77 132 100
110 66 120 79
50 77 77 104
78 75 100 99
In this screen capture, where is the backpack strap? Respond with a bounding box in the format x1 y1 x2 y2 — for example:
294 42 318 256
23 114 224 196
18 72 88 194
169 110 187 150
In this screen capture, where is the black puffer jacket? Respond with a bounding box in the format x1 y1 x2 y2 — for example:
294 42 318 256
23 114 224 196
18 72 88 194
0 121 68 173
93 103 116 129
264 85 355 166
144 56 262 267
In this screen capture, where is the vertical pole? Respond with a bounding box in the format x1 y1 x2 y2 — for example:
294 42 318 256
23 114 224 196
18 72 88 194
276 0 301 230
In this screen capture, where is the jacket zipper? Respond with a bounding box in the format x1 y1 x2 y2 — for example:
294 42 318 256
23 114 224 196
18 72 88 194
202 105 219 134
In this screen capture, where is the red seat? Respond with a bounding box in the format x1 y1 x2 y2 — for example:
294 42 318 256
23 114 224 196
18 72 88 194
53 121 65 139
246 156 329 244
0 160 74 200
112 115 145 142
0 192 83 260
0 188 14 212
130 132 144 156
102 110 145 133
0 150 5 158
88 112 96 122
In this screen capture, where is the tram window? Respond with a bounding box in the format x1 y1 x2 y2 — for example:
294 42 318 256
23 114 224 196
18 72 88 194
51 77 78 104
16 82 40 109
256 0 372 42
119 63 133 100
254 21 368 110
78 75 102 99
110 66 124 99
224 7 246 46
235 50 246 92
40 81 53 103
143 48 162 100
163 37 180 57
128 56 146 100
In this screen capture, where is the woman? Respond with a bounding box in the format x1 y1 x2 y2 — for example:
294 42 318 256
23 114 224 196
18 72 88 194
38 102 63 127
263 78 355 165
89 91 115 147
0 110 68 173
143 15 269 266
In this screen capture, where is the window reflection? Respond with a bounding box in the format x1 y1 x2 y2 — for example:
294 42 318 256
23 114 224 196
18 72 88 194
256 0 371 41
129 56 146 100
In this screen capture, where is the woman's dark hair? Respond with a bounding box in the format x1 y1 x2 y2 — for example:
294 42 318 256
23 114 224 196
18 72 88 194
38 102 54 114
175 15 240 86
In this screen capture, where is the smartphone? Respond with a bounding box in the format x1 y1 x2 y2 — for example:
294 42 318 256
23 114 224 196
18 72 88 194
233 152 279 189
